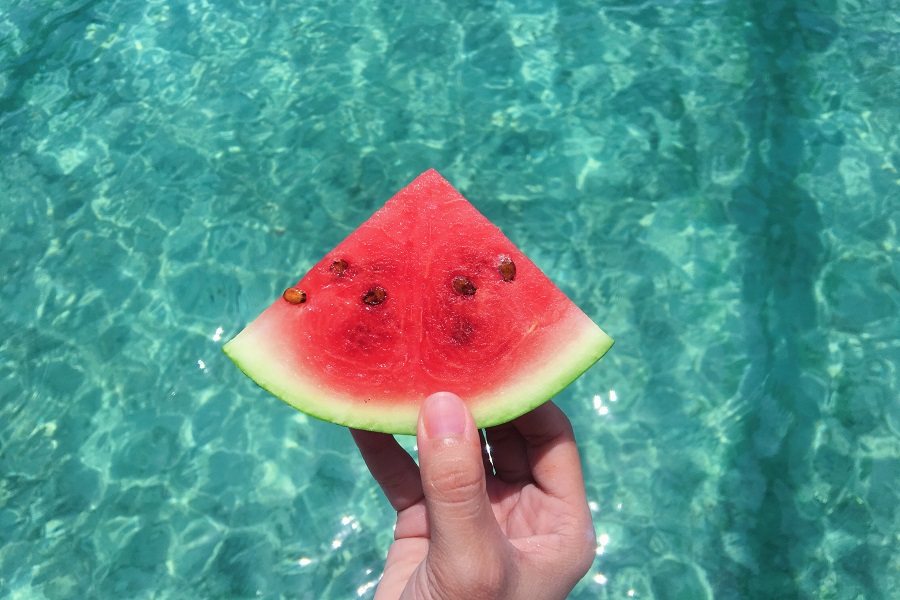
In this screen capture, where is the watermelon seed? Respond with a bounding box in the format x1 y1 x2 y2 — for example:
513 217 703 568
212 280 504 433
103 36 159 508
362 286 387 306
283 287 307 304
330 259 348 274
498 257 516 281
452 276 477 296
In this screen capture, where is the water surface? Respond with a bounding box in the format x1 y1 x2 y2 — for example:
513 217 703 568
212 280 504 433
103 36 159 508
1 0 898 598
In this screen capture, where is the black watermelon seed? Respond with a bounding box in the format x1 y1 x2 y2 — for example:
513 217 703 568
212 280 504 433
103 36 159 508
330 259 348 274
362 286 387 306
452 276 477 296
498 257 516 281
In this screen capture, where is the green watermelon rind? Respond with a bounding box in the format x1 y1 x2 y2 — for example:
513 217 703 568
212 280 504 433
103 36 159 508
223 304 613 435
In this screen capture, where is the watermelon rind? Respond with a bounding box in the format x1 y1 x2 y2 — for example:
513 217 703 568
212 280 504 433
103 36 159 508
223 299 612 435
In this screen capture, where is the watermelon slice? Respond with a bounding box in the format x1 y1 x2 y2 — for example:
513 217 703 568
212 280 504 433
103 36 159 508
224 170 613 434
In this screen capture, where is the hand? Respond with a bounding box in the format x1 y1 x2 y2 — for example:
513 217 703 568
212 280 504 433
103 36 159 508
351 392 596 600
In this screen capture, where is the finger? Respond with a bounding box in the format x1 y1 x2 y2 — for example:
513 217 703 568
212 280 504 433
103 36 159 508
416 393 506 558
374 538 429 600
483 422 530 483
350 428 423 512
511 401 587 501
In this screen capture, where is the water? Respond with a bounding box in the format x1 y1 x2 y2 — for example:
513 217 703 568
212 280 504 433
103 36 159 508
1 0 897 598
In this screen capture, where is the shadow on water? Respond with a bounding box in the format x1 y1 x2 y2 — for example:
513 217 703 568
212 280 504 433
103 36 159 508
717 0 834 597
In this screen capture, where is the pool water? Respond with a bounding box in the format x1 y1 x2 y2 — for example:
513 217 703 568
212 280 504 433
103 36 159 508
1 0 897 598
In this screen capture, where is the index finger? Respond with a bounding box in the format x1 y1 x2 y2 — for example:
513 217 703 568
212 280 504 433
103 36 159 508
510 401 588 501
350 429 423 512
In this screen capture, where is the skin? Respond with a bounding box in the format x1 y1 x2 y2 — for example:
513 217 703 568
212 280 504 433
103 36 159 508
351 392 597 600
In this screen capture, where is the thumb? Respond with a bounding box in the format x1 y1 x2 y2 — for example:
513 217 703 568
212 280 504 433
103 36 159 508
416 392 506 569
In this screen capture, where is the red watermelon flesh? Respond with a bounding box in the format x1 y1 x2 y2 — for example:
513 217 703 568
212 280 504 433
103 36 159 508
224 169 613 434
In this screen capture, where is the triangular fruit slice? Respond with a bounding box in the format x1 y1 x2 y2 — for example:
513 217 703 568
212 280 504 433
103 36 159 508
224 169 613 434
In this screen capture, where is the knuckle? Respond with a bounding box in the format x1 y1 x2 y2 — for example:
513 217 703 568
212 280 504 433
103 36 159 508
559 521 597 580
426 455 485 507
575 528 598 576
532 515 596 586
564 512 598 575
527 421 575 451
581 520 598 557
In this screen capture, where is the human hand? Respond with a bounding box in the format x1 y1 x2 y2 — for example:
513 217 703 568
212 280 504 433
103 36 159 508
351 392 596 600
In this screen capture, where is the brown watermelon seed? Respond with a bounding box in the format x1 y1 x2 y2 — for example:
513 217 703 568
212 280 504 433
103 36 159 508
498 257 516 281
330 259 348 274
452 276 477 296
283 287 307 304
362 286 387 306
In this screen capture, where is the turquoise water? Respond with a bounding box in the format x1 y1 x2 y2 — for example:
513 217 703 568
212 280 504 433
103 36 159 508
1 0 897 598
